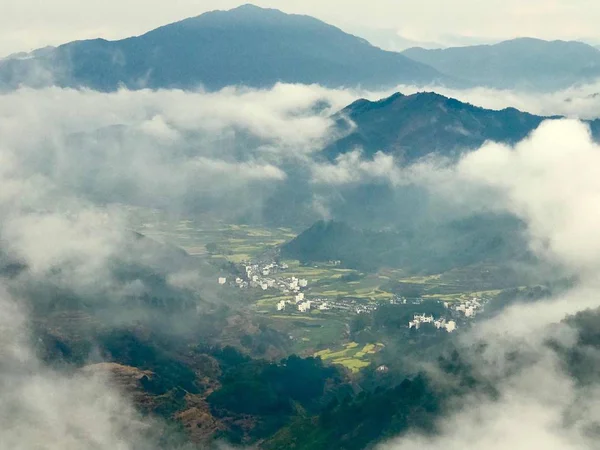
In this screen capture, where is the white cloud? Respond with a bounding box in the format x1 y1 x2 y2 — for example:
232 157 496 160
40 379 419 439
4 80 600 450
456 119 600 276
0 286 166 450
391 82 600 120
0 85 351 219
312 151 405 186
380 118 600 450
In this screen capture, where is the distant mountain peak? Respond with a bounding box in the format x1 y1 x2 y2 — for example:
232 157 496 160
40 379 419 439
224 3 287 17
232 3 264 10
0 5 452 92
342 91 466 118
343 92 406 114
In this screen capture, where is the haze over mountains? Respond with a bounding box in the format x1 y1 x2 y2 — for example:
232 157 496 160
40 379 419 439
4 5 600 93
0 4 453 91
403 38 600 91
6 3 600 450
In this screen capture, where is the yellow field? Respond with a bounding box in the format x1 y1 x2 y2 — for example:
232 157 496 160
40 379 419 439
400 274 443 284
334 358 371 373
314 342 384 373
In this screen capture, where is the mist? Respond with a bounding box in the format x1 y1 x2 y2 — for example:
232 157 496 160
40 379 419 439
3 79 600 448
376 119 600 449
391 81 600 120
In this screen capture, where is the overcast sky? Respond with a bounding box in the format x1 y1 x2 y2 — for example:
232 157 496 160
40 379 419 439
3 0 600 57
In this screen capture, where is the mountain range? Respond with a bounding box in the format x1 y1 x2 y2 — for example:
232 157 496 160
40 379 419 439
4 6 600 92
403 38 600 91
0 4 453 91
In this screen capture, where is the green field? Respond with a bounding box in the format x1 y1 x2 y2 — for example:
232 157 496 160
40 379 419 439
124 206 297 262
124 206 511 376
273 261 396 302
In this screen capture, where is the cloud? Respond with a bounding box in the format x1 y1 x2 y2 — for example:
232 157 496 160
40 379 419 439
312 151 404 186
0 82 375 448
392 81 600 120
5 80 600 449
380 289 600 450
456 119 600 276
379 119 600 450
0 286 171 450
0 84 354 218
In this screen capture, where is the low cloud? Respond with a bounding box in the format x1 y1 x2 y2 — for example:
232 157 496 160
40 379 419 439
312 151 404 186
4 80 600 449
456 119 600 276
379 119 600 449
0 82 362 448
0 286 172 450
392 81 600 120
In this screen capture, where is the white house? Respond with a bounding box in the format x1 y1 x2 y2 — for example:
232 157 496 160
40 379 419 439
299 279 308 288
218 277 227 285
277 300 286 311
298 301 312 313
295 292 305 303
445 321 457 333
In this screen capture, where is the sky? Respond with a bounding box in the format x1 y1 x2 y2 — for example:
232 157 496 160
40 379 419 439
3 0 600 57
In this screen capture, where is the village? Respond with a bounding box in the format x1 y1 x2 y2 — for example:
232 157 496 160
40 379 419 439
217 259 489 333
217 259 384 315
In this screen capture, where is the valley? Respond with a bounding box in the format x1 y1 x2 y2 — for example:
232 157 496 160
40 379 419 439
121 205 526 375
3 3 598 448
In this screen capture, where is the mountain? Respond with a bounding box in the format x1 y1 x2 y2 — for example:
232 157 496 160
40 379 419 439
0 4 455 92
323 91 554 162
281 217 532 275
402 38 600 91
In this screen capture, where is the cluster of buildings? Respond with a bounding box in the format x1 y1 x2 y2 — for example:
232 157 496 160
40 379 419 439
445 297 484 318
219 259 485 327
277 293 314 313
218 260 309 294
276 295 379 315
407 297 488 334
408 314 457 333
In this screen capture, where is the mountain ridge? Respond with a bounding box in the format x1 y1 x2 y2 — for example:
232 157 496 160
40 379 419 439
0 5 456 92
324 91 565 162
